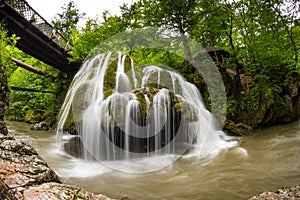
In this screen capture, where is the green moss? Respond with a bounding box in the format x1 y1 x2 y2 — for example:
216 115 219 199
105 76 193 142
103 54 118 92
169 91 181 105
174 102 198 122
103 52 136 93
174 102 186 112
143 70 174 90
104 88 113 99
132 87 161 119
61 82 91 130
71 83 91 120
135 90 147 118
133 87 198 122
61 105 75 130
75 192 84 199
224 119 252 136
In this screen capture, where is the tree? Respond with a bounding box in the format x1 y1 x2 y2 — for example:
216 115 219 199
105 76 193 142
0 23 19 75
271 0 300 65
122 0 200 61
52 1 85 40
69 15 127 63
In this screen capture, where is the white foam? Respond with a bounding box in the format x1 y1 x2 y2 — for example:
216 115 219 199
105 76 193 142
56 159 112 178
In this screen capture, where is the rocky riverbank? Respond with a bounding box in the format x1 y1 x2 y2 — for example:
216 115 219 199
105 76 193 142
249 185 300 200
0 133 115 200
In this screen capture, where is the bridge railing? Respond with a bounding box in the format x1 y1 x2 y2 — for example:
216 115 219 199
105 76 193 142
5 0 72 51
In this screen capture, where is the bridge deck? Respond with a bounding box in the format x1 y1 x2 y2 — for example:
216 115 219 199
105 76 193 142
0 0 80 73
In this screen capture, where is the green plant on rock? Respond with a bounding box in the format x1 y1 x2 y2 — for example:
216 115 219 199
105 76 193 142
133 87 198 123
135 90 148 118
173 102 198 122
241 74 285 128
24 110 41 124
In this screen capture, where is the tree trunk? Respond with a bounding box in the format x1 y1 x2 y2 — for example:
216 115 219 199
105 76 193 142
179 30 193 62
11 58 45 76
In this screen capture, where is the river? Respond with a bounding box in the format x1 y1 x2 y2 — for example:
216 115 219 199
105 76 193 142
6 121 300 200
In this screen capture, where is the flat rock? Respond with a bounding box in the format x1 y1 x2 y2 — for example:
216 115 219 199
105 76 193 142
22 182 113 200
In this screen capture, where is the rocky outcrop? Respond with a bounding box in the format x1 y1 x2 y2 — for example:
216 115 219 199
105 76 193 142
0 134 114 200
0 66 9 135
249 185 300 200
30 122 50 131
223 119 252 136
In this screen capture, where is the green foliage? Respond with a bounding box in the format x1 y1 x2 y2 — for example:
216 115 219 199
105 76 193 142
24 110 41 124
0 23 19 71
52 1 85 40
241 74 286 127
6 62 64 124
0 24 66 125
2 0 300 131
132 49 184 68
69 16 127 63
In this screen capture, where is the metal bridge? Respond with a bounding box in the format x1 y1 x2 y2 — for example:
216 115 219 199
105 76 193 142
0 0 80 73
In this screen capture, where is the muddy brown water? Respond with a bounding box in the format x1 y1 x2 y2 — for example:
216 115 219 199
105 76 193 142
7 121 300 200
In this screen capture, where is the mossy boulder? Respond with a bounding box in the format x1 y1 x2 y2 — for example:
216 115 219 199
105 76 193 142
61 82 91 133
133 87 160 120
223 119 252 136
174 102 198 122
132 87 198 123
61 53 138 134
103 52 137 93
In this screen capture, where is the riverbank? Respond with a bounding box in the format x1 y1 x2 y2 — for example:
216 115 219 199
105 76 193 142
0 132 115 200
249 185 300 200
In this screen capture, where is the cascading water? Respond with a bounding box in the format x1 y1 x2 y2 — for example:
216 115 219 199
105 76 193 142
57 52 227 163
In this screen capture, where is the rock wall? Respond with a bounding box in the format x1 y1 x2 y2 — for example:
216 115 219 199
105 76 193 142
0 66 9 135
241 79 300 131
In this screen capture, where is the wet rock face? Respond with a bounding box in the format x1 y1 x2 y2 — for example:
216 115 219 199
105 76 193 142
0 66 9 135
0 134 114 200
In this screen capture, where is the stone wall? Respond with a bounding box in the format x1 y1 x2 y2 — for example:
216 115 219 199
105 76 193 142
0 66 9 135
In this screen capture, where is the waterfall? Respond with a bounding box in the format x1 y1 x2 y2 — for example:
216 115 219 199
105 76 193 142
57 52 226 161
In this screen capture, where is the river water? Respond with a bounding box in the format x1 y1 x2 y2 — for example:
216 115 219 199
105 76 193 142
7 121 300 200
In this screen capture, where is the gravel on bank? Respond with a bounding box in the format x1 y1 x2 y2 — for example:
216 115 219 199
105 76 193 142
249 185 300 200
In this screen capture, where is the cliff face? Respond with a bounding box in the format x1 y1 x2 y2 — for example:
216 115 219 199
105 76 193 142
0 66 9 135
